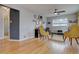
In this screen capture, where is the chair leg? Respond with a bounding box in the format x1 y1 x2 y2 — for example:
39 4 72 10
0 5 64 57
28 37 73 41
75 38 79 45
43 36 45 40
41 36 43 40
44 36 46 40
48 35 50 40
69 38 72 45
45 36 47 40
63 36 66 42
48 35 52 40
48 36 50 40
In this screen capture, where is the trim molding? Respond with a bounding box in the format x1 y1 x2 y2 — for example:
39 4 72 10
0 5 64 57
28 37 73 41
8 36 34 41
0 37 4 39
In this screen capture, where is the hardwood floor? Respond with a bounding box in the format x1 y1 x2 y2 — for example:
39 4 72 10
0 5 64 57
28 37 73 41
50 34 79 54
0 35 79 54
0 38 50 54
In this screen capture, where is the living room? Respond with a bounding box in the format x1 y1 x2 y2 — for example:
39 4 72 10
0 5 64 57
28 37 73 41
0 4 79 54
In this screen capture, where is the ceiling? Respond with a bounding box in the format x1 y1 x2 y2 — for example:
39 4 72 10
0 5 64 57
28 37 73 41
20 4 79 17
5 4 79 17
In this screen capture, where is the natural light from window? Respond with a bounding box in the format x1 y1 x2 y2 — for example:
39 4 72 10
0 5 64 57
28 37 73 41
52 18 69 26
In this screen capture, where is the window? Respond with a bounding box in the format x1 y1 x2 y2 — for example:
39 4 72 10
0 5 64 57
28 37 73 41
52 18 69 26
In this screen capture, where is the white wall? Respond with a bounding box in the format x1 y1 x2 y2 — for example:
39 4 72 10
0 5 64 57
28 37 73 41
77 12 79 25
43 16 47 29
5 4 35 40
20 9 34 40
47 14 77 33
0 7 4 39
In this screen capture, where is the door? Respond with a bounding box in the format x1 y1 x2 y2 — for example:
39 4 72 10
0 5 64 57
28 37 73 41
10 8 20 40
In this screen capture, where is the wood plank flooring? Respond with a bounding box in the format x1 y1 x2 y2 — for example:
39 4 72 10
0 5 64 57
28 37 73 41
0 38 50 54
0 35 79 54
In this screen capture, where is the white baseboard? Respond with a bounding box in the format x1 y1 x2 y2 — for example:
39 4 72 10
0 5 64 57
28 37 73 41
0 37 4 40
8 36 34 41
20 36 34 41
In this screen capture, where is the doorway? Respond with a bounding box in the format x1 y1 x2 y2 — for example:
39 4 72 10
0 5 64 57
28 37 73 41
0 5 20 40
0 5 10 39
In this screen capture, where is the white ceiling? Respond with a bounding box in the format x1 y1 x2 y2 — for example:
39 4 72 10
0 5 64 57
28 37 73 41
6 4 79 17
20 4 79 17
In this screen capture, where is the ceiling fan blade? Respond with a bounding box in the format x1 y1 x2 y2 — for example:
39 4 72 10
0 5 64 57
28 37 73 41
57 10 66 13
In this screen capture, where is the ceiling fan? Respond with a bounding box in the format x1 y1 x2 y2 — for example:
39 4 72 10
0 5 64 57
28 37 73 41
54 9 66 15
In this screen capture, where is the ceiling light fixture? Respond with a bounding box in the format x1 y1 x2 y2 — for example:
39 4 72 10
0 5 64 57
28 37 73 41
54 12 58 15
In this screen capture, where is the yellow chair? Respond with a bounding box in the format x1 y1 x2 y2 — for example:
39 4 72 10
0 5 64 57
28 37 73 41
64 24 79 45
39 24 51 40
64 31 69 41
